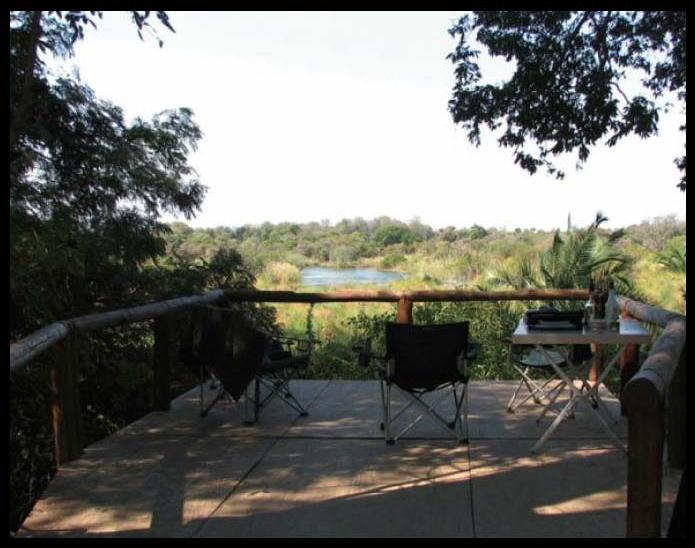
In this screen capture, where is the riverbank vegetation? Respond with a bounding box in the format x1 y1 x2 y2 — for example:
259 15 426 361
159 213 685 383
164 214 686 312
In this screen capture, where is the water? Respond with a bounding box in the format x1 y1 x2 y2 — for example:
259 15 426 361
300 267 404 287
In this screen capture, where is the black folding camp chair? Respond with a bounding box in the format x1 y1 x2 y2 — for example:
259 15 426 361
358 322 478 445
195 308 269 420
249 335 317 423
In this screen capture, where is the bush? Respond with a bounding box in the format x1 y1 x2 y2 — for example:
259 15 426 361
381 251 406 269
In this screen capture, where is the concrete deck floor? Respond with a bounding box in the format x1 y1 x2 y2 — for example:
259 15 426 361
18 380 681 538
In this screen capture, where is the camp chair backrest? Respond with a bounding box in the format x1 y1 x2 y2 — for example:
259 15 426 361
385 322 469 391
194 308 269 401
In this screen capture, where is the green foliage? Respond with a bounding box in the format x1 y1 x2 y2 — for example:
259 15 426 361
374 224 417 248
9 12 276 533
657 238 686 274
448 11 686 190
10 364 55 532
381 251 406 269
492 213 635 299
329 245 359 266
11 12 205 337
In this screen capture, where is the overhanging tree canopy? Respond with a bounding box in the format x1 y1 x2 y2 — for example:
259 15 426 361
447 11 686 191
9 11 206 336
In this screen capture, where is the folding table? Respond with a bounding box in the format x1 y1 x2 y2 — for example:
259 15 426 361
511 317 651 452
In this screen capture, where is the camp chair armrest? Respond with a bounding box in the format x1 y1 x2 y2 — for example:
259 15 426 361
352 345 387 368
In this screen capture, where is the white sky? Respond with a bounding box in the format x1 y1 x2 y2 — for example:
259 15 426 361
62 11 685 231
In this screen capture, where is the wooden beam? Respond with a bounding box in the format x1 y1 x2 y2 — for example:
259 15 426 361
396 296 413 324
624 318 686 403
10 290 227 371
667 346 686 469
224 288 590 304
618 296 685 328
622 317 686 538
626 403 665 537
619 343 639 416
152 314 175 411
588 345 603 383
50 334 84 466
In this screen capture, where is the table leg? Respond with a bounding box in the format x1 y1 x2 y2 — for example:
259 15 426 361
533 345 627 453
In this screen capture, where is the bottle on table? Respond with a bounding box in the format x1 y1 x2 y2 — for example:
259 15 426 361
605 280 619 328
591 281 606 320
584 279 595 325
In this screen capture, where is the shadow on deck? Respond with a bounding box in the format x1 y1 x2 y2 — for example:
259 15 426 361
18 380 680 538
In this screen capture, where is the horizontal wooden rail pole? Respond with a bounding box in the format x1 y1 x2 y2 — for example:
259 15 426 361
618 296 685 328
224 288 590 303
10 290 227 372
11 288 589 372
622 317 686 407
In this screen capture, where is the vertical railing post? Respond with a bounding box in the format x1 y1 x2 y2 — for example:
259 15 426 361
396 296 413 324
153 313 174 411
588 345 604 383
618 309 640 415
623 381 665 537
619 347 640 417
50 333 84 466
667 346 686 469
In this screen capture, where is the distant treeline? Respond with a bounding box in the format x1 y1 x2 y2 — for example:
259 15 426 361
164 214 686 273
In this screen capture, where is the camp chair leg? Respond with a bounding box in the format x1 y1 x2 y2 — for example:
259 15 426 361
200 363 225 417
383 381 394 445
278 382 309 416
454 383 469 443
382 382 468 444
241 383 255 426
255 375 309 418
400 388 460 439
451 384 468 443
199 362 205 417
253 376 261 423
201 386 225 418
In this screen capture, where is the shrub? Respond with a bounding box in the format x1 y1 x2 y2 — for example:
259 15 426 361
381 251 406 269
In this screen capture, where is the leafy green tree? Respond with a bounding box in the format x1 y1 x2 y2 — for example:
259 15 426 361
10 11 204 336
464 224 489 240
374 224 416 248
448 11 686 190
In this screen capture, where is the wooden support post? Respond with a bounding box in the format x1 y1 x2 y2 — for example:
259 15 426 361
667 346 686 469
619 344 640 416
153 314 174 411
50 334 84 466
589 344 603 383
396 296 413 324
626 406 665 537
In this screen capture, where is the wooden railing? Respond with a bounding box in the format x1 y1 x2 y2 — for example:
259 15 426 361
9 288 685 537
617 296 686 538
